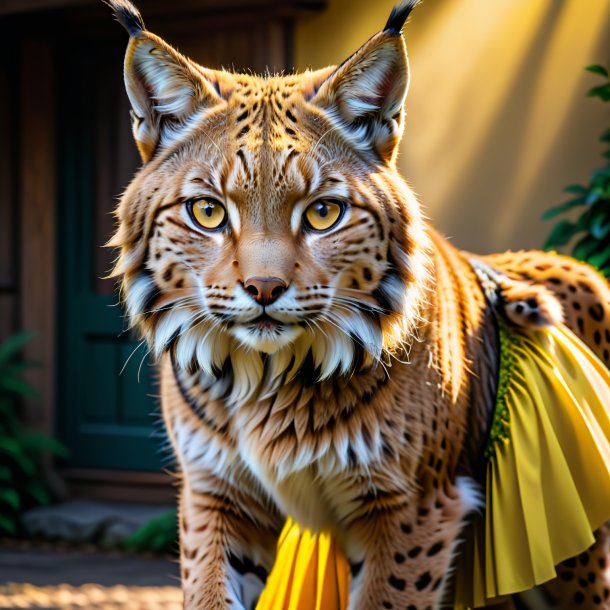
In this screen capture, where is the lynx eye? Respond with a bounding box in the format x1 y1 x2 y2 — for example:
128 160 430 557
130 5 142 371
303 199 345 232
189 198 227 230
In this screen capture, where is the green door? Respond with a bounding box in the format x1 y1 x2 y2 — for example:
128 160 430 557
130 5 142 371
56 37 163 471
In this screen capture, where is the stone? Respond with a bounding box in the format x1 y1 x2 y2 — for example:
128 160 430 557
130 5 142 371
21 500 174 546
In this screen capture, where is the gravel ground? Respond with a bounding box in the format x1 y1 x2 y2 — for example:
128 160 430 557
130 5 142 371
0 545 181 609
0 584 182 609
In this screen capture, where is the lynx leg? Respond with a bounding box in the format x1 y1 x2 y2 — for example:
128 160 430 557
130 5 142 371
347 477 480 610
179 471 280 610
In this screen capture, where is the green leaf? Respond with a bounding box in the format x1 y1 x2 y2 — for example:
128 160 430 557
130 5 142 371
122 509 178 553
22 432 69 458
0 331 37 365
0 375 39 398
572 235 601 261
0 515 17 536
562 184 587 194
25 480 51 506
541 197 585 220
0 438 36 476
585 187 605 205
587 83 610 101
591 166 610 181
587 242 610 268
0 396 16 415
590 211 610 239
544 219 579 249
585 64 609 78
0 488 20 511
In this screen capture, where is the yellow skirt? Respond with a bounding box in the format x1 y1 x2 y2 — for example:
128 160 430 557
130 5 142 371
256 517 350 610
454 323 610 607
255 323 610 610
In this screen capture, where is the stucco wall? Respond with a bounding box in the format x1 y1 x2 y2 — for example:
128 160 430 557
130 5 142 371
295 0 610 254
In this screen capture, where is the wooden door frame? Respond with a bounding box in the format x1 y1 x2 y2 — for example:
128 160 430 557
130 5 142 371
19 39 57 448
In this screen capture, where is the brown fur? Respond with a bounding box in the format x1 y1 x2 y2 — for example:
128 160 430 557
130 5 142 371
105 1 610 608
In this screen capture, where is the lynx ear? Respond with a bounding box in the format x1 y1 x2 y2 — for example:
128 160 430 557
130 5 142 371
311 0 419 163
106 0 225 162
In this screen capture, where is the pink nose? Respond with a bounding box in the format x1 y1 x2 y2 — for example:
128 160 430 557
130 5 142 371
244 277 287 306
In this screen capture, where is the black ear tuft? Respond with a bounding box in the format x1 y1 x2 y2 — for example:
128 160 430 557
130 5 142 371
384 0 421 35
103 0 145 36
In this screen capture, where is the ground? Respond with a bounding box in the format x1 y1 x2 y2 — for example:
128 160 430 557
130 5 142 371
0 544 181 609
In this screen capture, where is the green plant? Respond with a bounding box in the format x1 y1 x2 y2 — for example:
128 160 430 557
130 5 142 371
122 508 178 553
543 64 610 277
0 331 68 535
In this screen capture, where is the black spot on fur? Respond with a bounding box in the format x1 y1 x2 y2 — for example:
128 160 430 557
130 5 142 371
407 546 422 558
388 575 406 591
574 591 585 604
559 570 575 581
382 602 393 609
394 552 406 564
401 523 412 534
415 571 432 591
579 552 590 566
427 542 443 556
589 303 604 321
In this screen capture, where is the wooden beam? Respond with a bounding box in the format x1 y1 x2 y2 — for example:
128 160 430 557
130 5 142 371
0 0 327 18
63 469 176 504
19 40 56 437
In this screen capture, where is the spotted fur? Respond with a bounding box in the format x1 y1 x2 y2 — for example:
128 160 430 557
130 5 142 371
105 1 610 608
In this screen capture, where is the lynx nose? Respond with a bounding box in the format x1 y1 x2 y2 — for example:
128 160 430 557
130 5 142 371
244 277 287 306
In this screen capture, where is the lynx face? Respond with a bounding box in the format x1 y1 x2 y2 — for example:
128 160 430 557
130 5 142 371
110 0 429 406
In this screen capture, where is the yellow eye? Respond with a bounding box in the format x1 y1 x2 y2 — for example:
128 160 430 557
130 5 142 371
304 199 344 232
190 198 227 230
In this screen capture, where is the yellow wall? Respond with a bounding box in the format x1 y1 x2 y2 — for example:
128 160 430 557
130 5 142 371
296 0 610 254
